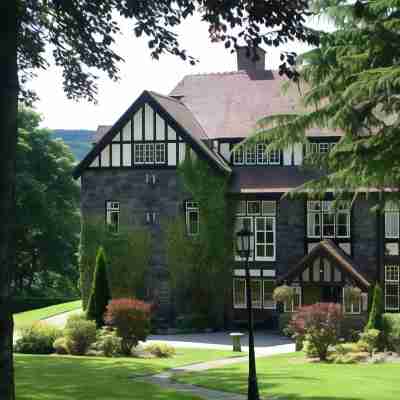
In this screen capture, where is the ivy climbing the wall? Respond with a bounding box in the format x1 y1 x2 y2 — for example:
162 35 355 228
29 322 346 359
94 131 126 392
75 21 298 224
165 151 234 329
79 218 151 309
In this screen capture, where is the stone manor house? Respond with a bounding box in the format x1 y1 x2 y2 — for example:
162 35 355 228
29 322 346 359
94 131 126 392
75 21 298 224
74 47 400 327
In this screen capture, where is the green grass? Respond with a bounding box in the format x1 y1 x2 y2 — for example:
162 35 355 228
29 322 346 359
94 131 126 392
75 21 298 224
175 352 400 400
13 300 82 331
15 349 238 400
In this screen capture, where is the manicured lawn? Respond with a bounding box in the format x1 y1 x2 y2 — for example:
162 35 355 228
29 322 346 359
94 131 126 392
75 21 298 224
13 300 82 331
15 349 238 400
175 352 400 400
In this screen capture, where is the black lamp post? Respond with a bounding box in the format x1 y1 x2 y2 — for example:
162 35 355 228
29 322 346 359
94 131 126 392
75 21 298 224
236 227 260 400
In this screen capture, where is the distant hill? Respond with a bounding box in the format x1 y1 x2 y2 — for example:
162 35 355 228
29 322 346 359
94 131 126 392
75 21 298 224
52 129 95 162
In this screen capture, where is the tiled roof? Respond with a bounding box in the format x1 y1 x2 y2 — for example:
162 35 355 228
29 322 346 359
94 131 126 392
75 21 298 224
278 240 371 290
229 166 324 193
170 70 343 140
148 91 231 173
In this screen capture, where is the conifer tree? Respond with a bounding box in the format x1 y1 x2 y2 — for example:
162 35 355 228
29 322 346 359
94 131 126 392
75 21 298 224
87 247 111 328
366 284 384 331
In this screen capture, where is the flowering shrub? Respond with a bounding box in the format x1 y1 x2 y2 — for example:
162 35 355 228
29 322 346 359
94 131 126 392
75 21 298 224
289 303 343 361
105 298 151 355
145 343 176 358
273 285 294 303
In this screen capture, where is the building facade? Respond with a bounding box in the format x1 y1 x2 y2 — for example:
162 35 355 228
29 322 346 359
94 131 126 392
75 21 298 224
74 48 400 327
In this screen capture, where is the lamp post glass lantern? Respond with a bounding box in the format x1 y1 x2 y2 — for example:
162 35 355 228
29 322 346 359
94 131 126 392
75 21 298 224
236 227 259 400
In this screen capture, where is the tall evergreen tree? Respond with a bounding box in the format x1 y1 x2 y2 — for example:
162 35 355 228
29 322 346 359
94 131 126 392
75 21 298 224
87 247 110 328
244 0 400 198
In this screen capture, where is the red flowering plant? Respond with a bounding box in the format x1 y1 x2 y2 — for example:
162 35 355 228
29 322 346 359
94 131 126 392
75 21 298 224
105 298 152 355
289 303 343 361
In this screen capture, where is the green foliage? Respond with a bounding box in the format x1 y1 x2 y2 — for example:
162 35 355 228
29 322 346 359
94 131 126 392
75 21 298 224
382 313 400 353
359 329 381 355
91 329 122 357
14 322 62 354
145 343 176 358
79 219 151 308
64 314 97 355
273 285 294 303
105 298 151 355
166 154 234 328
366 284 384 331
53 337 69 355
245 0 400 197
86 247 110 327
15 108 80 298
303 338 319 358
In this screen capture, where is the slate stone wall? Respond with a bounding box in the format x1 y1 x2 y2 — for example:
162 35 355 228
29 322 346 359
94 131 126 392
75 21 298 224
81 168 190 316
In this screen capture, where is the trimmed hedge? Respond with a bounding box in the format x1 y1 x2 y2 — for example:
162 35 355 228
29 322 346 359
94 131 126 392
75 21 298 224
11 297 79 314
382 313 400 352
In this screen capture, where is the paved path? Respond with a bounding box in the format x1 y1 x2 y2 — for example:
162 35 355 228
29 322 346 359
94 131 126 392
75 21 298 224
43 308 82 328
135 332 295 400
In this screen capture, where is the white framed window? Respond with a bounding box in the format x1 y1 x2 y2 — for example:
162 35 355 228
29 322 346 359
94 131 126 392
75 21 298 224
251 279 262 309
262 201 276 216
263 280 276 309
185 201 199 236
269 149 281 165
233 148 244 165
307 142 335 154
155 143 166 164
385 265 400 311
144 143 154 163
343 287 361 314
255 217 275 261
245 146 257 165
256 144 268 164
284 286 302 312
134 143 145 164
237 200 246 216
247 201 261 216
106 201 120 233
307 201 350 239
385 201 400 239
233 278 246 308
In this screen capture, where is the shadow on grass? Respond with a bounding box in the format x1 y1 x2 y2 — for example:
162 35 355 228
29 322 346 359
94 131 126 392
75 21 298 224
15 355 200 400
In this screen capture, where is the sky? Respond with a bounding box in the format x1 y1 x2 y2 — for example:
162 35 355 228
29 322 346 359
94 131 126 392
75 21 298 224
31 13 324 131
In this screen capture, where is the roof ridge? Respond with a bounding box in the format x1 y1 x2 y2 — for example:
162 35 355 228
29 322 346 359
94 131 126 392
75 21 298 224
180 69 280 78
147 90 182 104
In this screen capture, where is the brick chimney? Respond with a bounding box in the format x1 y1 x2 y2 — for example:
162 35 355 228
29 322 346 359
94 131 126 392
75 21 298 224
236 46 266 72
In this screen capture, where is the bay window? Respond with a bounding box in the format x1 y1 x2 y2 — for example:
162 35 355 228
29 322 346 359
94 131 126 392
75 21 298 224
284 286 302 312
233 278 276 309
233 278 246 308
263 280 276 309
385 201 400 239
343 287 361 314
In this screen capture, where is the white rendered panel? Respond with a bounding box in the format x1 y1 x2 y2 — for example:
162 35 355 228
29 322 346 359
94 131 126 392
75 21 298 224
90 157 99 167
111 144 121 166
293 143 303 165
263 270 276 278
133 108 142 140
101 146 110 167
122 120 131 141
179 142 186 164
155 113 165 140
220 143 230 161
144 104 154 140
168 143 177 166
122 143 131 166
283 146 292 165
112 132 121 142
250 269 261 277
234 269 246 277
168 126 176 140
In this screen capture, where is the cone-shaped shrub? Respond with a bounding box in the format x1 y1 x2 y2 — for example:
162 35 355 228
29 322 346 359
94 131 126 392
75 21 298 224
86 246 110 327
366 284 384 331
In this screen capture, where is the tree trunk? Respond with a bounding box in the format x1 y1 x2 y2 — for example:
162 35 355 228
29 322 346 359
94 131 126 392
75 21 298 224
0 2 18 399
